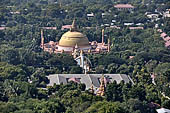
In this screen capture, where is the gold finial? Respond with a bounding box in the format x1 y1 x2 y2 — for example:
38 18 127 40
41 29 44 40
70 19 76 31
72 19 76 28
102 29 104 33
88 49 91 53
102 29 104 45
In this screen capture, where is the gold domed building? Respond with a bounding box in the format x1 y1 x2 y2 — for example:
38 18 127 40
58 20 91 52
40 19 110 54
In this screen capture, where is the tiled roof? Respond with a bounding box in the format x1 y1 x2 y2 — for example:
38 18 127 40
157 29 163 33
47 74 132 91
160 32 167 38
165 41 170 47
129 27 144 30
61 25 72 30
129 56 134 59
163 36 170 41
114 4 134 8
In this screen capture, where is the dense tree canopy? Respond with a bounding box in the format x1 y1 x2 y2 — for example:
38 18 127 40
0 0 170 112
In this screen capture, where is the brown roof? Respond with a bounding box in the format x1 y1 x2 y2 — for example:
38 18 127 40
114 4 134 8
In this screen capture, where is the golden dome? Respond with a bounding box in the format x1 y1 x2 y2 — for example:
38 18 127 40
59 31 90 47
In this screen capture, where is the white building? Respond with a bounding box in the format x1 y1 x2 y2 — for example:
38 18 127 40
156 108 170 113
114 4 134 11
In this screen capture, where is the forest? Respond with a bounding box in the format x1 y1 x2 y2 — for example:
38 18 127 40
0 0 170 113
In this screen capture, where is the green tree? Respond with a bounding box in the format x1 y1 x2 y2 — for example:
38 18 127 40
85 101 125 113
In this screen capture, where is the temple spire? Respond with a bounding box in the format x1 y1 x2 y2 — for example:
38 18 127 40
90 84 94 94
102 29 104 45
41 29 44 49
72 19 76 28
70 19 77 32
96 75 105 96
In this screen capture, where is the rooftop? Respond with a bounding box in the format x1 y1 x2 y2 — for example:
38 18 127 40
161 32 167 38
114 4 134 8
156 108 170 113
47 74 132 91
163 36 170 41
61 25 72 30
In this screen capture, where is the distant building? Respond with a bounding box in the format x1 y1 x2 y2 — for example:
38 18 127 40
165 41 170 48
157 29 163 33
61 25 72 30
124 23 134 26
0 27 8 30
165 36 170 41
156 108 170 113
112 20 116 23
136 23 144 26
107 26 121 29
159 31 170 48
42 27 57 30
146 14 159 19
102 12 110 18
146 13 160 21
47 74 132 92
41 20 110 54
129 56 134 59
163 36 170 41
10 11 20 14
114 4 134 11
160 32 167 38
163 9 170 18
87 13 94 19
129 27 144 30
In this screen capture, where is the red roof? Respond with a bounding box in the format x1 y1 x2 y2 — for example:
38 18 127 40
160 32 167 38
0 27 8 30
157 29 162 33
151 73 156 79
129 27 144 30
163 36 170 41
165 41 170 47
129 56 134 59
61 25 72 30
42 27 57 30
114 4 134 8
